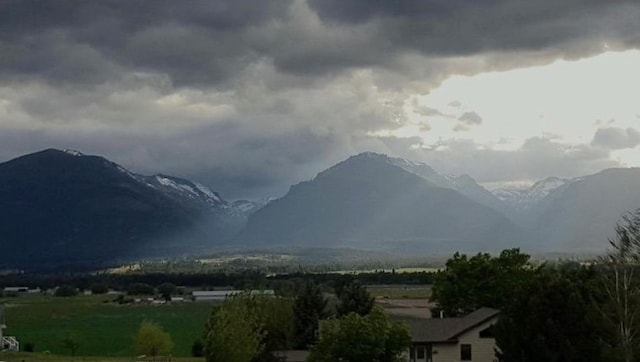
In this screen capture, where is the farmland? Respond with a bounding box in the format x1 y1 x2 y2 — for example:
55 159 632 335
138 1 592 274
0 270 434 360
1 294 212 358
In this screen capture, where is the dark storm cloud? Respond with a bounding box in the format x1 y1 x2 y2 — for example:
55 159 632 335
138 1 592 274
1 0 640 86
309 0 640 50
0 0 292 85
592 127 640 150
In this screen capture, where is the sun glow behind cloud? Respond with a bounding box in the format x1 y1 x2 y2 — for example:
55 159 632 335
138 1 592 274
384 50 640 166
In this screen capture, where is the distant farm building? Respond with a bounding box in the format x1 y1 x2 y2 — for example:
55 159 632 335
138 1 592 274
192 289 275 302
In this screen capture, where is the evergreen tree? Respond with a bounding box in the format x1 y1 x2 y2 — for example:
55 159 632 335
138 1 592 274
335 279 374 316
293 280 328 348
495 266 607 362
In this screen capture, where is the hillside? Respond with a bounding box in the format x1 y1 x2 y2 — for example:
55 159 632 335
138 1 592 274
534 168 640 251
238 153 520 254
0 149 238 270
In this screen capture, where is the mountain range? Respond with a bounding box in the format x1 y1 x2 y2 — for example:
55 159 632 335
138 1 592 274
1 149 639 270
0 149 244 270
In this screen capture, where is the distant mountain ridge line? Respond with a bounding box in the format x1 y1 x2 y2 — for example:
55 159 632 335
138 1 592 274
2 148 640 271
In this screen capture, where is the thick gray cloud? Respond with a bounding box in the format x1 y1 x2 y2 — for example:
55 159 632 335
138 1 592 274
1 0 640 86
1 0 640 198
592 127 640 150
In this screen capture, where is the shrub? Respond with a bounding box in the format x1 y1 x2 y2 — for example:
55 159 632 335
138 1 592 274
90 283 109 294
54 285 78 297
191 339 204 357
23 342 35 352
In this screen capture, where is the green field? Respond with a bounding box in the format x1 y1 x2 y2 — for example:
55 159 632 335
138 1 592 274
1 294 213 358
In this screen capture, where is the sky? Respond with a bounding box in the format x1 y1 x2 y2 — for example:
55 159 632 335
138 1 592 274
1 0 640 199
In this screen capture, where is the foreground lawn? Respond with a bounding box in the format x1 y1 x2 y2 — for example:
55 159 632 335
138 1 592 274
1 294 213 358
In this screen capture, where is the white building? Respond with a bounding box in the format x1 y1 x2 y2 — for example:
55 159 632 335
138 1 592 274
400 307 500 362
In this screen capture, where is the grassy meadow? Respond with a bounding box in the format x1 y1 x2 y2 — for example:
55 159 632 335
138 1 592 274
1 294 213 358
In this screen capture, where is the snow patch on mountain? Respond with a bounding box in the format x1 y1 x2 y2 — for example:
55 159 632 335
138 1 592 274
492 177 570 210
373 153 506 213
194 182 221 202
147 174 228 208
62 149 85 156
156 175 198 196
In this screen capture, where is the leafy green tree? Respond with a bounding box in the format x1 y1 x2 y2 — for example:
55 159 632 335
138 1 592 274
335 280 374 317
203 294 265 362
133 321 174 357
308 306 410 362
157 282 177 301
495 265 607 362
252 293 295 358
430 248 537 316
293 279 328 348
202 292 294 362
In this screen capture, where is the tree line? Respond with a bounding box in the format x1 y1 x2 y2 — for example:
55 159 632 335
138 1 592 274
0 269 435 296
199 279 410 362
130 277 410 361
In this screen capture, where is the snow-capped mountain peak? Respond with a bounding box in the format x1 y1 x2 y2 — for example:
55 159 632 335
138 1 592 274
63 149 85 156
492 176 569 210
528 177 567 200
142 174 228 208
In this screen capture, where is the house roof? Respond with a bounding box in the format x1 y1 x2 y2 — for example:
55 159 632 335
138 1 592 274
398 307 500 343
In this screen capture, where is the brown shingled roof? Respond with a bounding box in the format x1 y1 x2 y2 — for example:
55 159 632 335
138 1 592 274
396 307 499 343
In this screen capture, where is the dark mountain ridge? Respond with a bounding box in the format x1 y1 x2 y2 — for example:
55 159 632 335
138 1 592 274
0 149 237 270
